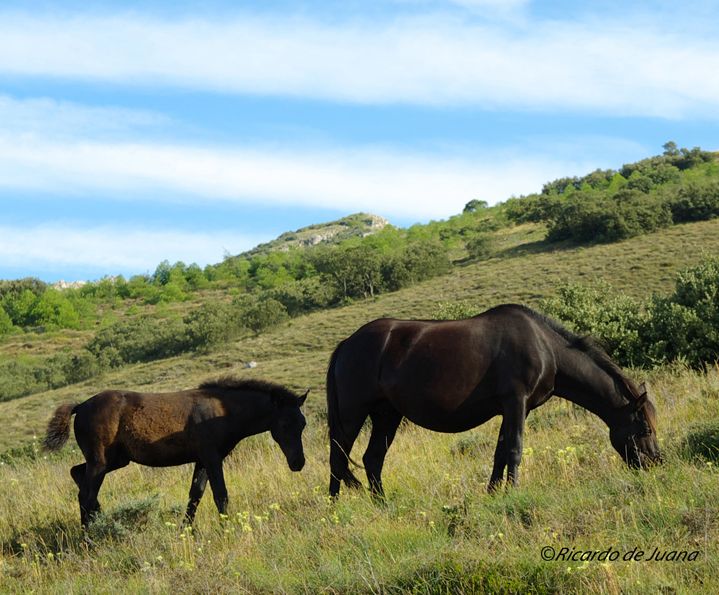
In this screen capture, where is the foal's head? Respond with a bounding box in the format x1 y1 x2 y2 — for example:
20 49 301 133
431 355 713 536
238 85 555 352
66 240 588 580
609 383 661 469
270 389 308 472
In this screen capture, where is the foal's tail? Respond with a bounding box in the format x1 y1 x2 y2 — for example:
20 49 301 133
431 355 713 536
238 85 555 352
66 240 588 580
43 403 80 451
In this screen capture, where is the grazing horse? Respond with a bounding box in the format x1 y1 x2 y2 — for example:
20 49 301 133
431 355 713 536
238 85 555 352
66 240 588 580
44 378 308 527
327 304 661 498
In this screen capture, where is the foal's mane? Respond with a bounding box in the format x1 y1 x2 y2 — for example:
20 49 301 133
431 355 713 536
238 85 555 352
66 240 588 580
199 377 300 405
509 305 642 403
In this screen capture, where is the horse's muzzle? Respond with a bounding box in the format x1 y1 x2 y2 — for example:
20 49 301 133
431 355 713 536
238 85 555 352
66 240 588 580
289 455 305 472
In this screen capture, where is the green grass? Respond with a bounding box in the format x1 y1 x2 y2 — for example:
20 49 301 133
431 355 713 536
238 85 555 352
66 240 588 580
1 219 719 592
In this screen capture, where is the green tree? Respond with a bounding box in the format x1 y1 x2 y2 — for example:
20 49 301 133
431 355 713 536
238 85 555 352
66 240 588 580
152 260 173 285
313 245 383 300
463 199 488 213
29 289 81 330
1 289 38 327
0 306 14 335
663 141 679 156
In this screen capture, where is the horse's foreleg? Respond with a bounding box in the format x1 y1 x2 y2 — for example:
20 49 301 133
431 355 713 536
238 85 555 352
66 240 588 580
487 420 507 493
205 459 228 516
502 398 527 488
184 463 208 525
364 403 402 501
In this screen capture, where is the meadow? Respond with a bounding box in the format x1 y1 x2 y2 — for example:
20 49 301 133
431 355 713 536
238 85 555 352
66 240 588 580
1 219 719 593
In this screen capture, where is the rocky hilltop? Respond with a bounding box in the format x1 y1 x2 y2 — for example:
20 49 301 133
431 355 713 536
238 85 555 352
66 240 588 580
241 212 389 257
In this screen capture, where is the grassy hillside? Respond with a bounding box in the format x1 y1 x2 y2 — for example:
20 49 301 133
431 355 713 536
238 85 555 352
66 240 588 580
1 217 718 593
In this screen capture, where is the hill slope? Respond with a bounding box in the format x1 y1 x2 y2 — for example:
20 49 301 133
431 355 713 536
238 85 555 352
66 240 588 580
2 212 719 592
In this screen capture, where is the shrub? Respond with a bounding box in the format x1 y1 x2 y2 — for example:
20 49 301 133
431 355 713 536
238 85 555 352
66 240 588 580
87 316 189 365
383 241 451 292
433 301 483 320
668 181 719 223
546 191 672 244
540 256 719 368
184 302 243 351
644 257 719 366
239 297 289 335
465 233 494 260
61 350 103 384
268 278 335 316
541 282 648 366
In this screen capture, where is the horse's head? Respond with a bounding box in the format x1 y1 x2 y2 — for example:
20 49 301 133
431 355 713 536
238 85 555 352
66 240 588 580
270 389 308 472
609 383 661 469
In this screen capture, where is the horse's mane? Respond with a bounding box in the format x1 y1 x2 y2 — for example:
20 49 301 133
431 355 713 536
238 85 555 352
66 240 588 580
199 377 300 405
506 304 641 402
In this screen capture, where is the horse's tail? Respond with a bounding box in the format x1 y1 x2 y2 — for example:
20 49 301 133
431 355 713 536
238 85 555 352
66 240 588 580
43 402 80 451
326 341 363 470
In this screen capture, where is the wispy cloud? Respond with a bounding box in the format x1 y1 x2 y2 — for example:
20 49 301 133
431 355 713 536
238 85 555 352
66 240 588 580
0 95 169 139
0 132 593 220
0 12 718 117
0 224 265 274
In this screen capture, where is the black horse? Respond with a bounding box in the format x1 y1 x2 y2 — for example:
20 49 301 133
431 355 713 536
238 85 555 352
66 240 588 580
327 304 661 498
44 378 307 527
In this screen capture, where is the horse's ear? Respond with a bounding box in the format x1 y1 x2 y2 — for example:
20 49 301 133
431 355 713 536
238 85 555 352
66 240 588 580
639 381 648 397
298 389 309 406
634 392 648 412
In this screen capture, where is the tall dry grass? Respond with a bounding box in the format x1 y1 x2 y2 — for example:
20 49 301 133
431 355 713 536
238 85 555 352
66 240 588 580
1 365 717 593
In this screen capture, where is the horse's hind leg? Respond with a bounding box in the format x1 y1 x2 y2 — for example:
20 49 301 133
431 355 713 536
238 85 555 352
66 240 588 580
78 452 129 528
79 461 107 528
363 402 402 500
329 414 366 498
184 463 208 525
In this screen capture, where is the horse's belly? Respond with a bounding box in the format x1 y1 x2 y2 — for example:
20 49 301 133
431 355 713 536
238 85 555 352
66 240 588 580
396 390 500 433
119 419 195 466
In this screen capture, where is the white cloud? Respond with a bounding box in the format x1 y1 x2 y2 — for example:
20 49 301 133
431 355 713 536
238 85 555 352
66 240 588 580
0 133 592 220
0 95 168 139
0 13 718 117
0 224 265 273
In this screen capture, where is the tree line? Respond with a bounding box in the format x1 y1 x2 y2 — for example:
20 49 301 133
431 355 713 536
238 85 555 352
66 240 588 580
504 143 718 243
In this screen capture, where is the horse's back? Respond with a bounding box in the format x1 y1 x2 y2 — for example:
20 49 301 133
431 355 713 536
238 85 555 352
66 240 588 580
73 389 215 465
332 306 558 430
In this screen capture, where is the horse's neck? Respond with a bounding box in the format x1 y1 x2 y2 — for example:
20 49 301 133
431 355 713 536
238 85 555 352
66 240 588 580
554 351 628 426
225 394 274 435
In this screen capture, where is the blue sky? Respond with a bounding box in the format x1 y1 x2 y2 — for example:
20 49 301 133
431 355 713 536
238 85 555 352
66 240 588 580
1 0 718 282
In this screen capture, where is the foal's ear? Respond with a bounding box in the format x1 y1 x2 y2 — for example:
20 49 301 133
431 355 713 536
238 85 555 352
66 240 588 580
638 381 648 397
298 389 309 406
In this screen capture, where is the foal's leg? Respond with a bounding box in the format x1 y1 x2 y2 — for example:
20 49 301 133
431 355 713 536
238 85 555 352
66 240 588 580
78 452 129 528
79 460 107 528
71 463 86 489
487 419 507 493
363 402 402 500
204 458 229 516
184 463 208 525
329 414 366 498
